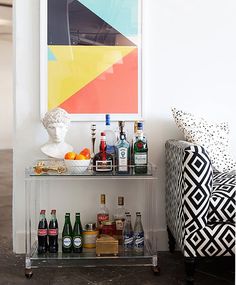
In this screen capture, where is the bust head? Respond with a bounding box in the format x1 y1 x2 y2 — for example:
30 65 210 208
42 108 71 143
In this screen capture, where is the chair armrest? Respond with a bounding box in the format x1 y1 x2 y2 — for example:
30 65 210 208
165 140 213 246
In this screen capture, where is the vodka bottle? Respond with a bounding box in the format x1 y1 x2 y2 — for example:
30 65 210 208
133 212 144 252
104 114 116 158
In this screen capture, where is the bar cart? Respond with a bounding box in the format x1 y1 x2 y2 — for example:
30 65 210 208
24 162 159 278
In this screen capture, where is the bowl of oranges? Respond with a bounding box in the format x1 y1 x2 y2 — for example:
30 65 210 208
64 148 91 174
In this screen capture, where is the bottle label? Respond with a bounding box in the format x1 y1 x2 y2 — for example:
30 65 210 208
124 234 133 248
96 160 112 172
73 237 82 248
38 229 47 236
97 213 109 225
134 153 147 165
134 232 144 248
118 148 128 172
63 236 72 248
48 228 58 236
115 219 124 231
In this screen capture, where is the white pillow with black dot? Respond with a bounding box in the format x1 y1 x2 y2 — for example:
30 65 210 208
172 108 236 173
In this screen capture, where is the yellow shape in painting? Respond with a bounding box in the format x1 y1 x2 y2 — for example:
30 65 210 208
48 45 135 110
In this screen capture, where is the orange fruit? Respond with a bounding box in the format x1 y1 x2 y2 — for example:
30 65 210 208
79 148 91 159
75 154 86 160
64 152 76 160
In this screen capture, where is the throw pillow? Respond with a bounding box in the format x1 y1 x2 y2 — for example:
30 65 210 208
172 108 236 172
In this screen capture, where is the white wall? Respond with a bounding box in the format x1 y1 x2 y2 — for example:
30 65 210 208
14 0 236 253
0 7 13 149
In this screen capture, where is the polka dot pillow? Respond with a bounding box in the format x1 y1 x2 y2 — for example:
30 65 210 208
172 108 236 173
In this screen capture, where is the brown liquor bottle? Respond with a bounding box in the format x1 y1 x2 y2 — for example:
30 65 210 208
93 132 113 172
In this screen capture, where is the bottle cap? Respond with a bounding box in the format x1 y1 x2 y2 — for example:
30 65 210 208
75 212 80 216
51 209 56 214
105 114 110 125
40 210 46 214
100 194 106 204
65 212 70 216
101 132 106 137
84 223 96 231
137 122 143 130
136 211 141 216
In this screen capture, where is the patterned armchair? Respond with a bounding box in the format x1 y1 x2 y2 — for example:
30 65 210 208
165 140 235 284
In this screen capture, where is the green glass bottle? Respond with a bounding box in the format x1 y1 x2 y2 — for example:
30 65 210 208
73 213 83 253
134 122 148 174
62 213 73 253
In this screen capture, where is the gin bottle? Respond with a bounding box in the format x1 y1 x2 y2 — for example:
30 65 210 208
133 212 144 252
134 122 148 174
115 123 130 174
123 213 134 250
104 114 116 157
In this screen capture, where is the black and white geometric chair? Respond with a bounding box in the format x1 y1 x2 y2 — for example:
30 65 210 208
165 140 235 284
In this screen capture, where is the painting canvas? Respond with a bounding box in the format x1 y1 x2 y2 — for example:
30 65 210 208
40 0 142 121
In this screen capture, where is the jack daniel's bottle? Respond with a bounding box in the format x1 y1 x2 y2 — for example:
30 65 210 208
93 132 113 172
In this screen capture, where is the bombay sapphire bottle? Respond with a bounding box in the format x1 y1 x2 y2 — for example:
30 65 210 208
115 122 130 174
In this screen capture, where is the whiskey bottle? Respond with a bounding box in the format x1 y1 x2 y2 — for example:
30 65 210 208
114 196 126 244
93 132 113 172
97 194 109 231
133 122 148 174
115 122 130 174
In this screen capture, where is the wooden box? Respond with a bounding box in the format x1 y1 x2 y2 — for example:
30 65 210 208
96 235 119 256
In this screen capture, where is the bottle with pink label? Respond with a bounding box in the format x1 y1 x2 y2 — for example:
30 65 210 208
97 194 109 233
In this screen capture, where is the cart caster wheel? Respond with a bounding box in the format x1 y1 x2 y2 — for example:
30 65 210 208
152 266 160 276
25 269 33 279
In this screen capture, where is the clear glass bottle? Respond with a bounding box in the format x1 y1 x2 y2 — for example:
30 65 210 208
133 212 144 252
104 114 116 158
97 194 109 232
114 196 126 244
73 213 83 253
115 122 130 174
93 132 113 172
133 122 148 174
62 213 73 253
123 213 134 250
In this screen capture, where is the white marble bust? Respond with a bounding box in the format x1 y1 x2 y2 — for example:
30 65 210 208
41 108 73 159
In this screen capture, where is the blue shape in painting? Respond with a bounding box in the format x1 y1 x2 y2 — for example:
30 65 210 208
48 47 56 61
79 0 138 37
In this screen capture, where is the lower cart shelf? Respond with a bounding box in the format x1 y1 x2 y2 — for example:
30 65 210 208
30 239 155 268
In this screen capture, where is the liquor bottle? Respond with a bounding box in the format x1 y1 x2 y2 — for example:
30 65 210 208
104 114 116 158
114 196 126 244
73 213 83 253
62 213 73 253
97 194 109 232
123 213 134 250
131 121 138 166
133 212 144 252
115 122 130 174
48 209 58 253
93 132 113 172
37 210 48 254
133 122 148 174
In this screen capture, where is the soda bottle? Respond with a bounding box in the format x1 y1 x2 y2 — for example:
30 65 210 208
73 213 83 253
62 213 73 253
133 212 144 252
37 210 48 254
123 213 134 250
48 209 58 253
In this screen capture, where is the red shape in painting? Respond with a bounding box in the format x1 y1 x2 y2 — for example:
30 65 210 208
59 49 138 114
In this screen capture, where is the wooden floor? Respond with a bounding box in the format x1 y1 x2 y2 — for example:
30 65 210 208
0 149 234 284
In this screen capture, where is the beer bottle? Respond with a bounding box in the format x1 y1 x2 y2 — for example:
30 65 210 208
48 209 58 253
73 213 83 253
62 213 73 253
37 210 48 254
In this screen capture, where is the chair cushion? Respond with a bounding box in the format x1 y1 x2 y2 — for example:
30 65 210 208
207 171 236 223
172 107 236 173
